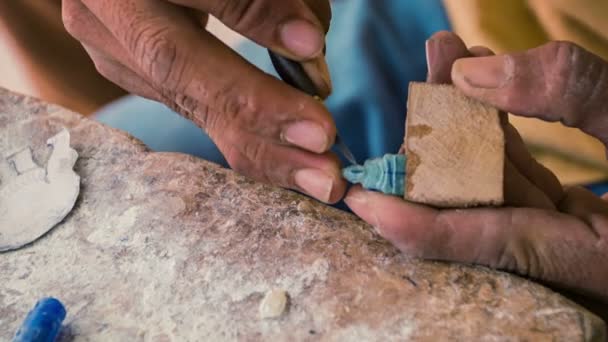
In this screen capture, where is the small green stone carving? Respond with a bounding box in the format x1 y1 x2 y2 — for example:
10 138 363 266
342 154 407 196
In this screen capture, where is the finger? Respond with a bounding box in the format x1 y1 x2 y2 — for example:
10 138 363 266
217 128 346 203
345 186 515 263
425 33 494 83
345 186 445 258
469 46 561 206
426 36 564 206
62 0 139 72
466 44 564 205
81 0 342 200
221 133 346 204
302 0 331 32
452 41 608 147
425 31 470 84
299 0 332 97
503 123 564 204
558 186 608 226
468 45 494 57
169 0 332 96
63 1 169 101
63 1 201 117
81 0 336 153
468 47 564 204
504 157 555 209
345 186 608 300
167 0 329 60
81 44 164 102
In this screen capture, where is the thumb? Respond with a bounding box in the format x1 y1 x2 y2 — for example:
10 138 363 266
451 41 608 149
168 0 329 61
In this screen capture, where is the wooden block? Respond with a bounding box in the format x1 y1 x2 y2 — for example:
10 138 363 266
404 82 505 207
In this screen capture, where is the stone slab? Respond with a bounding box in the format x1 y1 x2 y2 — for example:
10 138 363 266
0 88 604 341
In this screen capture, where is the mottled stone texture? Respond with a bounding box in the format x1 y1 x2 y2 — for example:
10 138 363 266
0 87 605 341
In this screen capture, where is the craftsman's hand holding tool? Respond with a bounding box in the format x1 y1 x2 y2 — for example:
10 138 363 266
347 32 608 306
62 0 347 203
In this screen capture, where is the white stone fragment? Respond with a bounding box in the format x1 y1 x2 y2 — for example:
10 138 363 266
0 129 80 251
259 289 288 319
7 147 38 174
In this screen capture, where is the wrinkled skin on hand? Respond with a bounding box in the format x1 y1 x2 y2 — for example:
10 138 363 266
346 32 608 315
62 0 346 203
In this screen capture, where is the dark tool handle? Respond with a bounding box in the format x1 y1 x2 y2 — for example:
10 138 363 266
268 51 318 96
268 50 358 165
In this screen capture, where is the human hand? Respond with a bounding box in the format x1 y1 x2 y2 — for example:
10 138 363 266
346 31 608 303
62 0 347 203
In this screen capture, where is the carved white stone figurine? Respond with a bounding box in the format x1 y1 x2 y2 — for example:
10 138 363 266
0 129 80 252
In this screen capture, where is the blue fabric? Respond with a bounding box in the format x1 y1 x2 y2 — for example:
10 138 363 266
96 95 227 165
586 182 608 196
95 0 451 166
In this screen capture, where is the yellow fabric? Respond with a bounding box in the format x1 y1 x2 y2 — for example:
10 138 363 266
443 0 608 185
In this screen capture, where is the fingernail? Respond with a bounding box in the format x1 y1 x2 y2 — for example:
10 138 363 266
453 55 513 89
302 56 332 98
280 19 324 58
425 39 439 76
344 191 382 231
425 34 467 83
282 120 329 153
344 191 367 207
317 56 333 95
294 168 334 202
425 38 446 82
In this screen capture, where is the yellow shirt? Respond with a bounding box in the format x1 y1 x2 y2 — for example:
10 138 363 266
444 0 608 185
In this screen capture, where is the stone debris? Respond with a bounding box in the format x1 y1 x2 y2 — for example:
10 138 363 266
259 289 289 319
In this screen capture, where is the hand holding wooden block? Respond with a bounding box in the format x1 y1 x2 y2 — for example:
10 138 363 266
404 82 506 207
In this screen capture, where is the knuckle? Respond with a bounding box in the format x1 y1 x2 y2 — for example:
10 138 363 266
543 41 596 126
495 244 519 274
223 144 248 174
91 59 112 79
208 82 263 131
241 139 268 173
171 83 265 150
61 0 86 39
129 23 189 91
542 42 575 106
305 0 332 31
494 211 538 277
220 88 257 124
585 62 608 114
86 53 119 83
173 93 225 135
222 137 272 184
214 0 268 33
492 211 518 270
427 212 456 259
173 94 204 124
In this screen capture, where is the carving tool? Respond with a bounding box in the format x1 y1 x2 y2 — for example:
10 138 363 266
268 51 358 165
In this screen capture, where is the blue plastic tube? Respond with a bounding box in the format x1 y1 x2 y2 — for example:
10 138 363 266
13 297 66 342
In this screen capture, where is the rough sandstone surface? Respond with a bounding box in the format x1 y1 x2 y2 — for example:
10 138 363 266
0 87 604 341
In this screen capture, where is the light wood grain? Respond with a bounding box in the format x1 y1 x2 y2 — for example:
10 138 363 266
404 82 505 207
